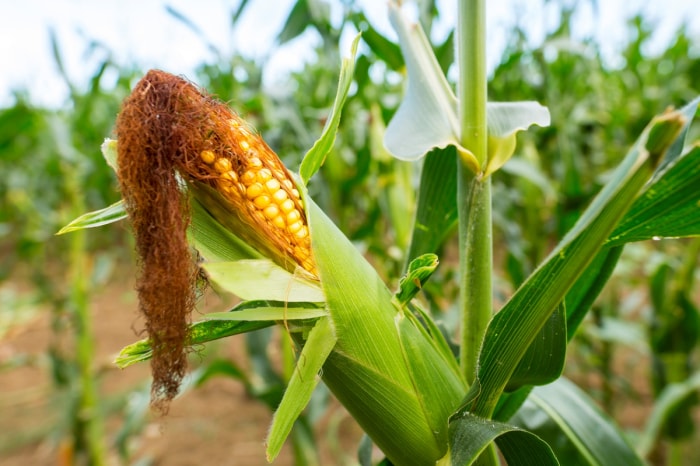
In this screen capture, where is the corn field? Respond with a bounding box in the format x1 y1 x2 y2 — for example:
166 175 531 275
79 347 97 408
2 1 700 465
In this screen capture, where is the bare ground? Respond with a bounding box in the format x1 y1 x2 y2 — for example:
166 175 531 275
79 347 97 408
0 269 364 465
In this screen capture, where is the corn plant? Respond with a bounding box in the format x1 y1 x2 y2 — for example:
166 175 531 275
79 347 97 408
60 1 700 464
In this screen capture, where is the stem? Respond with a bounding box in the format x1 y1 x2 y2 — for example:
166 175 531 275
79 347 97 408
457 0 491 383
67 170 106 466
456 3 494 462
458 171 492 381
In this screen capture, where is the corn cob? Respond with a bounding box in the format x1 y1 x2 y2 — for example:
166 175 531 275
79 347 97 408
196 117 315 275
115 69 316 409
122 69 315 276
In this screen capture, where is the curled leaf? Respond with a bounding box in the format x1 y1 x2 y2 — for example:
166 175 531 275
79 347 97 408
485 102 551 176
384 1 471 167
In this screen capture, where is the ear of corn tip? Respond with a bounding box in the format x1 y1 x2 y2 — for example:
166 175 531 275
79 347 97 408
198 137 315 275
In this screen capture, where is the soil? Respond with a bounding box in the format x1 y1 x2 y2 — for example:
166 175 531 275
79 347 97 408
2 263 699 465
0 268 365 466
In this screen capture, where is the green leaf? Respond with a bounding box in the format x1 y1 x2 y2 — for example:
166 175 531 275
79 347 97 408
507 303 566 391
204 301 326 321
56 200 127 234
190 359 246 387
266 316 336 461
638 371 700 456
405 146 459 265
395 253 439 306
564 246 624 340
606 99 699 245
512 378 644 466
202 260 324 303
461 110 684 418
277 0 310 44
607 144 700 245
114 318 274 368
299 33 360 184
654 97 700 171
448 412 558 466
434 29 455 75
351 12 403 71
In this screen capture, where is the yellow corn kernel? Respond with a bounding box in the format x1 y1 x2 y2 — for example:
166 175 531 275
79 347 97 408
280 198 295 214
229 118 240 128
241 170 256 186
282 179 294 190
286 210 301 224
272 189 288 203
222 170 238 183
240 140 250 151
254 195 271 209
272 215 286 229
214 157 232 173
294 226 308 240
288 220 303 234
265 178 280 192
294 245 309 259
257 168 272 183
200 150 216 165
246 183 264 199
263 204 280 219
248 157 263 169
291 188 300 199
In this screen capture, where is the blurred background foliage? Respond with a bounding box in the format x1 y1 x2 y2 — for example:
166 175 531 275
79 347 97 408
1 0 699 464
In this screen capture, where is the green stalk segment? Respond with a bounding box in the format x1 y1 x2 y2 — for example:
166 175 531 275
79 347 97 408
456 0 492 386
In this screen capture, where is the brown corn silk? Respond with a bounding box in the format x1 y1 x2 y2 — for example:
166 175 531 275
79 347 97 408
116 69 315 409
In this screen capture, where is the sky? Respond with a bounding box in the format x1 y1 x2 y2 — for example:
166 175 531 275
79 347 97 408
1 0 698 108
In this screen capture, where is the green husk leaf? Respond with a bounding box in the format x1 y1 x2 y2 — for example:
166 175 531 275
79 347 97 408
266 316 336 461
189 198 261 262
299 33 360 184
408 303 463 378
395 253 439 306
448 411 558 465
202 260 324 302
57 200 127 234
204 306 326 321
101 137 118 170
512 378 644 466
396 312 466 449
307 196 464 465
114 318 273 368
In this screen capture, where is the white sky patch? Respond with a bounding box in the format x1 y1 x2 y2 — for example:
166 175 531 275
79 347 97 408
1 0 698 108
